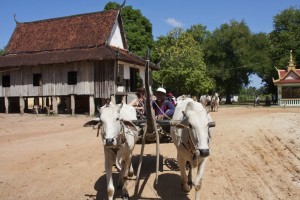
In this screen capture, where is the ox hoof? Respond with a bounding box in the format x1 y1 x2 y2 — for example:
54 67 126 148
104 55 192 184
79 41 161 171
122 194 129 200
182 183 192 193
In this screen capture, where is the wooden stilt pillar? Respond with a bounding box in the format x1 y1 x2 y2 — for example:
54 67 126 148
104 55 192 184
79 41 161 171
19 97 25 114
89 95 95 116
71 95 75 116
52 97 58 114
4 96 9 114
24 98 28 112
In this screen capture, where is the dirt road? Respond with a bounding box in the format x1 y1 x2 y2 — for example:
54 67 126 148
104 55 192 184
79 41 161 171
0 106 299 200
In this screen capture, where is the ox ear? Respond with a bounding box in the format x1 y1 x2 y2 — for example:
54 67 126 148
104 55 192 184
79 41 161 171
83 118 101 127
208 121 216 128
121 120 137 131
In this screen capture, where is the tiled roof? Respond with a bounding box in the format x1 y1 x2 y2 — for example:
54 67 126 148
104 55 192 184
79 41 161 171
5 9 119 54
0 46 159 70
0 9 158 70
273 69 300 85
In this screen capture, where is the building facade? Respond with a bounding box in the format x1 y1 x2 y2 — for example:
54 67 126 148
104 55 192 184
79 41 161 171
0 9 158 115
273 51 300 106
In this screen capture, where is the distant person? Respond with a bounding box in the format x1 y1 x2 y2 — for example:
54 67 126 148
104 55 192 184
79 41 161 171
129 88 146 119
166 92 176 106
265 96 271 106
272 94 277 105
254 96 259 107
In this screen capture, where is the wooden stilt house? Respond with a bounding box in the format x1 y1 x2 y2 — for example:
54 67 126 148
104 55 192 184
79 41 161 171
0 9 158 115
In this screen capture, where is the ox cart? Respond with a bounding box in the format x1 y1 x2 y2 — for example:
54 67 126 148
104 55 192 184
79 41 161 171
84 50 216 200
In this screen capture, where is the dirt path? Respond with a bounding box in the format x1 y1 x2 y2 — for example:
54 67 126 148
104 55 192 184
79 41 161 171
0 106 299 200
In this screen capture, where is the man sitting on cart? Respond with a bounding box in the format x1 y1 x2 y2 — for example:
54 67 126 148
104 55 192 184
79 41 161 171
152 87 175 120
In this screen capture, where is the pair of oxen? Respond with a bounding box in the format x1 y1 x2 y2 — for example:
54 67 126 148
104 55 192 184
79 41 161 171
84 97 215 200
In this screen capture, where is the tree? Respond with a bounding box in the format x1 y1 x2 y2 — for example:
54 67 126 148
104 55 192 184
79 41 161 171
204 20 257 103
186 24 210 45
104 2 155 58
0 48 4 56
269 7 300 69
153 28 215 96
249 33 274 93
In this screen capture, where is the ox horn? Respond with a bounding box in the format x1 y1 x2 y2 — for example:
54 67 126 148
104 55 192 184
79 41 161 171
208 121 216 128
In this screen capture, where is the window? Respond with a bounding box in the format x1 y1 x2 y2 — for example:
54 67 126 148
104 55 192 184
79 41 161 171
117 64 124 85
68 71 77 85
2 75 10 87
33 74 42 86
130 68 140 92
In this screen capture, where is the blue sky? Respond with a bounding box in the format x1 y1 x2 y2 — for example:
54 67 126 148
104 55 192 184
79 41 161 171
1 0 299 88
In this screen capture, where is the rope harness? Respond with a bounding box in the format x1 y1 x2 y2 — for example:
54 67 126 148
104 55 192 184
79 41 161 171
172 118 211 158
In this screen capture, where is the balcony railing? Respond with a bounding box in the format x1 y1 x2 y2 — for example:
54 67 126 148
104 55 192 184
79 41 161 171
279 98 300 106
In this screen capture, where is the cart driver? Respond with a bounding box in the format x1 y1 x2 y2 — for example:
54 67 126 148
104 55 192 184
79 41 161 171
152 87 175 120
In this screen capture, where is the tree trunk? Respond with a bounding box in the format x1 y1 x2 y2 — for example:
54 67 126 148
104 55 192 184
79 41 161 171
225 93 232 104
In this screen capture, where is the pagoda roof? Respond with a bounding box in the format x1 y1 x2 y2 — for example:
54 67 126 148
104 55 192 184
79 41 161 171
273 50 300 85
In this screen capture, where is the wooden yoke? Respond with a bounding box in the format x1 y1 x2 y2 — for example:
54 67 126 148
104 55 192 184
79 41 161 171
135 49 160 192
144 49 156 134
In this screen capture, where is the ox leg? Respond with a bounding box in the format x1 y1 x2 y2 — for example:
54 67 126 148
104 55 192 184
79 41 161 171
193 158 207 200
178 156 191 192
118 155 131 199
105 149 115 200
119 154 132 200
128 161 134 177
128 153 134 177
187 162 192 185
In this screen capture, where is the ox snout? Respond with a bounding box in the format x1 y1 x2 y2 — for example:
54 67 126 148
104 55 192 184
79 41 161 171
105 138 115 147
199 149 210 157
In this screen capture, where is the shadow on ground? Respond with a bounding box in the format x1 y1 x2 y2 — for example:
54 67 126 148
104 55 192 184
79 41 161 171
89 154 190 200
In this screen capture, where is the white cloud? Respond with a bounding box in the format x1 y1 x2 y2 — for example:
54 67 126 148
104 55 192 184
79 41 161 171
166 18 183 27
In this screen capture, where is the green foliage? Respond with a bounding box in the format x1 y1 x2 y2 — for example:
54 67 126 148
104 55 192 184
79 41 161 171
204 20 261 103
269 7 300 68
104 2 155 58
0 48 4 56
153 28 215 96
248 33 276 93
186 24 210 45
239 86 262 102
102 3 299 99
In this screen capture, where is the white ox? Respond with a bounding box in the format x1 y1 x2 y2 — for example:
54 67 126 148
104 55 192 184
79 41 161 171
171 98 215 200
199 95 211 107
210 93 220 112
85 103 138 200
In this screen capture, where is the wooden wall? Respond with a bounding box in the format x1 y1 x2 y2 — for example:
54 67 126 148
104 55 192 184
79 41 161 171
94 60 115 99
0 61 96 97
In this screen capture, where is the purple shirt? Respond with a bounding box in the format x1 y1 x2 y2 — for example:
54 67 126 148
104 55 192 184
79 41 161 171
152 99 175 117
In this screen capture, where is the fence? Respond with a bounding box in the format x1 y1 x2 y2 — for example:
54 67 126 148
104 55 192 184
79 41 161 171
279 98 300 106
